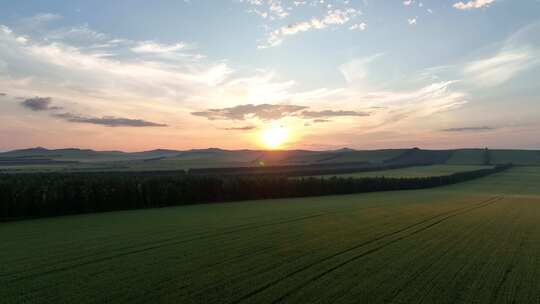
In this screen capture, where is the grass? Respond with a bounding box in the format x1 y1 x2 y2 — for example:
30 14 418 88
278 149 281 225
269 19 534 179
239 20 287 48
490 150 540 165
446 149 486 165
318 149 409 164
1 167 540 303
445 149 540 166
304 165 492 179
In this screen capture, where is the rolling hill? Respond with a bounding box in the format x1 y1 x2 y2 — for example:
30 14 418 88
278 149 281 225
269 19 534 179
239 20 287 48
1 147 539 172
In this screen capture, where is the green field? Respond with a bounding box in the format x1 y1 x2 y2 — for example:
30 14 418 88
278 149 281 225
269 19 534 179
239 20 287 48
1 167 540 303
306 165 492 179
446 149 487 165
446 149 540 166
490 150 540 165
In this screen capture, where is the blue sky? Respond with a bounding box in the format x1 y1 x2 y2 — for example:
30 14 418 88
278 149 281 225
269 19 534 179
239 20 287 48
0 0 539 151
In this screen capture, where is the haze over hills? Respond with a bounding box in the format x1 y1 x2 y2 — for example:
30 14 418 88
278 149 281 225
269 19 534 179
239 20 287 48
1 147 540 173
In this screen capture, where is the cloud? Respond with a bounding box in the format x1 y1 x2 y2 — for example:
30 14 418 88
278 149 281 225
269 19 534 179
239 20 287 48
260 8 360 48
463 21 540 87
312 119 332 123
19 96 166 127
192 104 308 121
45 24 109 44
0 14 477 148
131 41 188 54
416 22 540 89
192 103 371 125
53 113 167 127
20 13 62 28
339 53 384 84
464 49 534 86
453 0 495 10
1 25 12 35
441 126 496 132
268 0 289 19
21 97 61 111
221 125 257 131
0 24 235 102
301 110 370 118
349 23 367 31
361 81 468 127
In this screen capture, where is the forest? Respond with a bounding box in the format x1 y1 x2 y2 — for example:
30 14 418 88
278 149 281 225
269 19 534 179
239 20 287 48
0 164 512 220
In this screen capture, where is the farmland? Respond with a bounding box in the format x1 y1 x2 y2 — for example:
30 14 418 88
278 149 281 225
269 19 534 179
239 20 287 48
1 167 539 303
304 164 492 179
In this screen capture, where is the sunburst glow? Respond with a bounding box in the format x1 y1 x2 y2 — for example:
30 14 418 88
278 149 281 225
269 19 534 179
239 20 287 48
260 125 288 149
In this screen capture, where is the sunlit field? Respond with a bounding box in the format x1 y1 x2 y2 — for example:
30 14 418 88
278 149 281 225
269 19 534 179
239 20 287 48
306 165 492 179
2 167 539 303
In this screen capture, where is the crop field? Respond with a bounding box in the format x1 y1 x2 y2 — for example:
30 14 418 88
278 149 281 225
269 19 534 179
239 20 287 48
316 149 408 164
490 150 540 165
1 167 540 303
305 164 492 179
446 149 487 165
445 149 540 166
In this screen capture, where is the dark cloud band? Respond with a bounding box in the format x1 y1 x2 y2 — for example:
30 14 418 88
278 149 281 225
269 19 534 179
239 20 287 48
192 104 308 121
301 110 370 118
53 113 167 127
192 104 370 122
221 126 257 131
19 96 166 127
441 126 496 132
21 97 61 111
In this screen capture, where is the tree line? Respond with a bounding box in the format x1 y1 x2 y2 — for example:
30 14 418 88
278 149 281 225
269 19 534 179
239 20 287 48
0 164 512 221
189 162 430 176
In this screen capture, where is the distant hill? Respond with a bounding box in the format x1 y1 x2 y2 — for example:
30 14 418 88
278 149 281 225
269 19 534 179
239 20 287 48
384 148 454 166
1 147 539 172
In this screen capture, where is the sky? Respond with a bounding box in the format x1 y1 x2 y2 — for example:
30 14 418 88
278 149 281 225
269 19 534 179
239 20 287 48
0 0 539 151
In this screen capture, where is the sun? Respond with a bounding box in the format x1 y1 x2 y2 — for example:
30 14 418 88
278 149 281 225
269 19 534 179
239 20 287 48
260 125 288 149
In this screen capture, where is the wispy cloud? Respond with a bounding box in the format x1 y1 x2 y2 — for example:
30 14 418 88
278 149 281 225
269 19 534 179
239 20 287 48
260 8 360 48
415 22 540 89
453 0 495 10
301 110 370 118
349 23 367 31
20 13 62 28
131 41 188 54
464 49 533 86
360 81 468 127
220 125 257 131
46 24 109 45
441 126 496 132
339 53 384 84
462 22 540 87
0 24 235 103
312 119 332 123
